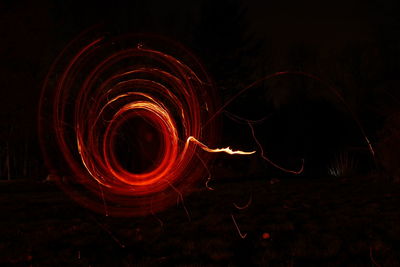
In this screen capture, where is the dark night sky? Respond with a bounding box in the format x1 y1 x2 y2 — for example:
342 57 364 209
1 0 399 177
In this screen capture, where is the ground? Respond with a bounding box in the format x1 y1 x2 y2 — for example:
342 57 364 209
0 174 399 266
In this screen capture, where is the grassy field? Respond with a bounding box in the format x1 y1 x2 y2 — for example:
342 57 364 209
0 174 399 266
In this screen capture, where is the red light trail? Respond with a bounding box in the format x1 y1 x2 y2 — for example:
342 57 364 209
39 29 375 219
38 31 252 217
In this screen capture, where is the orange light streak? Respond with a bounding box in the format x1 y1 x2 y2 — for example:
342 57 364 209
186 136 255 155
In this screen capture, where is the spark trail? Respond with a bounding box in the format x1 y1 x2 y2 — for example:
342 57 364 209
186 136 255 155
39 29 374 219
39 30 251 217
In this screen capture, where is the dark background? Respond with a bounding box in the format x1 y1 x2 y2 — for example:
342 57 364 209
1 0 400 180
1 1 400 266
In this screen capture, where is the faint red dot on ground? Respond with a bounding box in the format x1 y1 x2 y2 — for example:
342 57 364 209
262 232 270 239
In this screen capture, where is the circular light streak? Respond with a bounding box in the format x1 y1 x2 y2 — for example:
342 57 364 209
38 30 220 217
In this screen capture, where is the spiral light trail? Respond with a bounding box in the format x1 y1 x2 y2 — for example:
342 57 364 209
39 31 252 217
39 31 371 218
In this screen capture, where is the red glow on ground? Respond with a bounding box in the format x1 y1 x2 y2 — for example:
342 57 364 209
262 232 271 239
